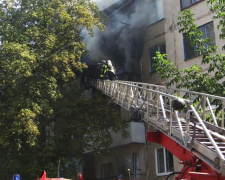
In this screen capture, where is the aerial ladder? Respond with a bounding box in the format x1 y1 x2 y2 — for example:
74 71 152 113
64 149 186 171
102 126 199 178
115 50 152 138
95 79 225 180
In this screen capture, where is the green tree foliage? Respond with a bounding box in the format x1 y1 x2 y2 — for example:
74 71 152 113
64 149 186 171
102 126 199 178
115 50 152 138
154 0 225 97
0 0 128 179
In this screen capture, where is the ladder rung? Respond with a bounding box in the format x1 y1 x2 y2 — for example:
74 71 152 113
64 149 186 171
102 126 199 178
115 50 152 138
196 138 221 142
202 142 225 145
207 146 225 150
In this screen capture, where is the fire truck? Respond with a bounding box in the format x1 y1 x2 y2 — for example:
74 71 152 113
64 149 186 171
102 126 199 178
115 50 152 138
37 170 83 180
94 79 225 180
37 79 225 180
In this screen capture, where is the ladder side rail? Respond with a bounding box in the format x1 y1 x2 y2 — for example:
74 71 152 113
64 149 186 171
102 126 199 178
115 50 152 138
190 104 225 160
195 97 203 111
104 80 225 103
168 87 225 101
105 81 111 96
97 80 223 126
149 92 157 117
206 97 218 127
110 81 114 97
222 100 225 128
175 111 186 145
96 80 100 90
121 81 166 90
117 83 121 104
143 88 188 144
120 83 127 104
116 83 121 104
138 88 147 107
103 81 107 93
97 81 219 148
159 94 167 120
116 81 167 97
112 82 119 101
121 85 129 105
203 96 206 121
149 83 225 129
105 81 109 95
121 84 128 106
108 81 113 96
167 87 225 128
157 94 159 119
124 86 132 109
98 80 104 91
127 86 132 110
169 97 173 135
112 81 118 97
139 89 148 110
129 86 138 108
147 92 149 115
98 80 225 176
138 86 147 108
134 87 139 106
117 83 123 103
194 95 220 128
96 80 224 158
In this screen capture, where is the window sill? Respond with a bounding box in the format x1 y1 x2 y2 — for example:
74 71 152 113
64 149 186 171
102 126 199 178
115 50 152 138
147 18 164 27
156 171 173 176
184 53 203 61
180 0 205 11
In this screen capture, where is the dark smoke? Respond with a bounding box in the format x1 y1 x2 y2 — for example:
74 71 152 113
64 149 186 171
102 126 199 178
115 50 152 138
83 0 147 78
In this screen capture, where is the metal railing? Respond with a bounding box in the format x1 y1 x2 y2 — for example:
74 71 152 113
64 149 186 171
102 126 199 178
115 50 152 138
95 80 225 172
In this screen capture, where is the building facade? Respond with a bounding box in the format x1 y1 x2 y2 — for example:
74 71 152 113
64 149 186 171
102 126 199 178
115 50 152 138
140 0 225 85
83 0 225 180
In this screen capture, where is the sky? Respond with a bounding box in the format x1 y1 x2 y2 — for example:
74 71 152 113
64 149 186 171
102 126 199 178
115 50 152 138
93 0 120 10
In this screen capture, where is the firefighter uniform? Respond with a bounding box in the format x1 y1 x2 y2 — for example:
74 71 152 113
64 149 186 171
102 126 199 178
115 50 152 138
100 60 109 79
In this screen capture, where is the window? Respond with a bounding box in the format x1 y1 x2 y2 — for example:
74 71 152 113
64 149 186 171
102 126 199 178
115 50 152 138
148 0 164 25
117 155 131 179
149 43 166 73
132 153 139 178
183 21 215 60
101 163 111 178
181 0 203 9
155 148 174 176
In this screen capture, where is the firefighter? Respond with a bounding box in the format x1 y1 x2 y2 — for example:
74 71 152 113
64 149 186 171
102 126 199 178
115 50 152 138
100 60 109 79
107 60 117 80
107 60 115 74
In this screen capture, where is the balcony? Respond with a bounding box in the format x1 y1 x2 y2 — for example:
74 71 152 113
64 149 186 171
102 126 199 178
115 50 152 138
109 121 145 148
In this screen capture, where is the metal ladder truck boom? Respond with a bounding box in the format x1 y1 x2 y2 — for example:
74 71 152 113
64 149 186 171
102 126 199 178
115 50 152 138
95 79 225 180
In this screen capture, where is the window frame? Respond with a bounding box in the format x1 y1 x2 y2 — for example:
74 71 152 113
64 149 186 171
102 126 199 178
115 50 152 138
132 153 140 178
155 147 174 176
148 0 164 26
183 21 215 60
101 163 111 178
180 0 204 10
149 43 166 73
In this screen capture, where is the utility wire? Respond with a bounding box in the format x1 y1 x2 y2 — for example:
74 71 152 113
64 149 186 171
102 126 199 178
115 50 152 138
102 0 133 22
